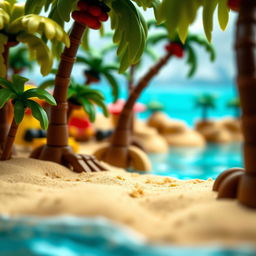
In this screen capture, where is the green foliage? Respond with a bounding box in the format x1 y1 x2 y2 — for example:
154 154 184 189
227 98 240 108
25 0 158 73
185 34 215 77
158 0 230 42
109 0 148 72
9 46 33 73
147 100 164 113
0 75 56 129
0 1 70 77
195 93 217 109
76 50 120 102
146 22 216 78
68 81 109 122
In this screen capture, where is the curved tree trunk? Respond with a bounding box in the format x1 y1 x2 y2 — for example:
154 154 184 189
128 64 136 93
1 119 18 160
103 51 172 167
37 22 86 163
236 0 256 207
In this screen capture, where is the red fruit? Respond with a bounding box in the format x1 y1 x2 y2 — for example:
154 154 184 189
165 43 184 58
98 12 108 22
77 1 89 11
88 5 102 17
165 43 172 52
228 0 240 11
72 11 101 30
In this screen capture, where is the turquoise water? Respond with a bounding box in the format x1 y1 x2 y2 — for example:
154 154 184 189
149 143 243 180
0 216 255 256
98 81 239 126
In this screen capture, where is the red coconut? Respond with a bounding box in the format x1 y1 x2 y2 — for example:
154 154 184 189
228 0 240 11
72 11 101 30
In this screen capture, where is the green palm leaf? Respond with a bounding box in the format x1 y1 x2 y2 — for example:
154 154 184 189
8 14 70 46
110 0 148 73
159 0 231 42
14 100 25 124
16 33 54 76
26 99 49 129
0 88 15 108
102 71 119 102
23 88 57 105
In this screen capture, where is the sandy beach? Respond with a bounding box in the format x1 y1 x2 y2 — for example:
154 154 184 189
0 157 255 247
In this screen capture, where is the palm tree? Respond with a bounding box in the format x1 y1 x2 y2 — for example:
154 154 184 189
9 46 33 75
213 0 256 208
195 94 217 122
0 0 69 152
226 97 240 119
76 49 120 102
0 75 56 160
94 27 215 170
67 79 109 121
158 0 256 208
28 0 159 172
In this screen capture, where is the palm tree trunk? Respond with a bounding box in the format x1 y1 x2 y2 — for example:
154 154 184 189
0 44 11 151
128 64 136 93
38 22 86 163
236 0 256 206
202 106 208 122
103 51 172 166
1 119 18 160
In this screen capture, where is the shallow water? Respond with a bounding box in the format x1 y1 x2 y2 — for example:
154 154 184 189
149 143 243 180
0 216 255 256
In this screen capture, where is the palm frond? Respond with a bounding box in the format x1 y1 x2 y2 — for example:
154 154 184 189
159 0 230 42
16 33 54 76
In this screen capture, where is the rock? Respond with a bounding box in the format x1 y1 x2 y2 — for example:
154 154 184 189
147 112 187 134
164 129 206 147
134 121 169 153
195 118 243 143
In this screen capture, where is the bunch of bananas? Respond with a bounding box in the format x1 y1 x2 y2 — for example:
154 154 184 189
0 0 70 77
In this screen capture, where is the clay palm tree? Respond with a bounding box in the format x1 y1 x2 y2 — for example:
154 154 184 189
213 0 256 208
195 94 217 122
226 97 240 119
0 0 69 152
28 0 159 172
0 75 56 160
94 29 215 171
159 0 256 208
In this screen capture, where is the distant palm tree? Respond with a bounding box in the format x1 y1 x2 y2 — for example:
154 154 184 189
9 46 33 75
0 75 56 160
195 94 217 122
226 98 240 119
76 49 120 102
67 79 109 121
94 24 216 170
39 74 109 121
